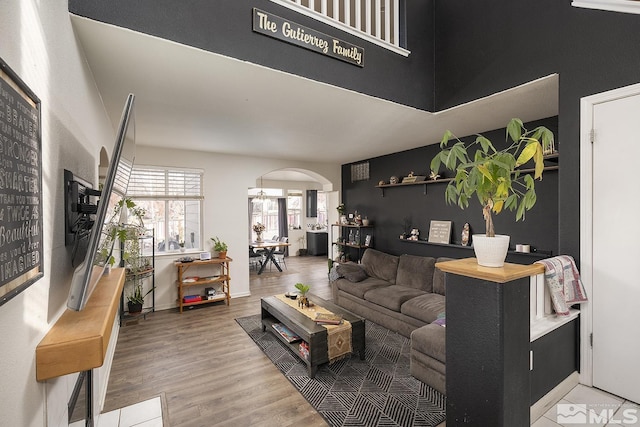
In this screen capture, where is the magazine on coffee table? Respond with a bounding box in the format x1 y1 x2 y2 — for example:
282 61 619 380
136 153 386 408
272 323 302 343
314 312 343 325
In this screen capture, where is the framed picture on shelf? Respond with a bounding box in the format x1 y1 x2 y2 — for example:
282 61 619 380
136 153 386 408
428 220 452 244
364 234 372 247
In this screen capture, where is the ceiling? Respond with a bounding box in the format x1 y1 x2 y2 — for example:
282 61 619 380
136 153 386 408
71 15 559 177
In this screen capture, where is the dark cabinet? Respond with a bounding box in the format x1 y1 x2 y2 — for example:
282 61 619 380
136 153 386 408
307 231 328 256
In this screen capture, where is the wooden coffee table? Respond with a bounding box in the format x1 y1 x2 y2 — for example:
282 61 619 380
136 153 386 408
261 294 365 378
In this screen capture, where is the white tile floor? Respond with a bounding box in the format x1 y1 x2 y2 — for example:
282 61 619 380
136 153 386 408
532 385 640 427
97 397 163 427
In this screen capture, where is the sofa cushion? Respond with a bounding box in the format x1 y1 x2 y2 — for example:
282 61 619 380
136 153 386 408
411 324 446 364
364 285 427 312
361 249 399 284
401 293 446 324
433 257 453 296
335 277 390 299
336 262 368 282
396 254 436 292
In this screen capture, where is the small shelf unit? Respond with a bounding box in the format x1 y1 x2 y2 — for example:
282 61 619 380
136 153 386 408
330 223 374 263
175 257 232 313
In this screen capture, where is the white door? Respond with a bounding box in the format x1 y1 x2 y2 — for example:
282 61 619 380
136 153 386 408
591 92 640 403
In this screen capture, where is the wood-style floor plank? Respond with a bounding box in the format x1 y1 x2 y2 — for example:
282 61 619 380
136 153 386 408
103 255 332 426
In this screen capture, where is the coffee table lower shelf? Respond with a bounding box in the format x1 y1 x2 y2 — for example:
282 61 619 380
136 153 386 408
261 295 365 378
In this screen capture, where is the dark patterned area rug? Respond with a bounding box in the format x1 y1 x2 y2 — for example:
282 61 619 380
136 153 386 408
236 314 446 427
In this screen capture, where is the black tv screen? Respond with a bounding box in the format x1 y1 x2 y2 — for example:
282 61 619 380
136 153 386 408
66 94 136 311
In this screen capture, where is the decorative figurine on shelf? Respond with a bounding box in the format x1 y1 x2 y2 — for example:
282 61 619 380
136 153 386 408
409 228 420 241
355 213 362 225
378 180 386 186
390 176 399 184
429 170 440 181
461 222 470 246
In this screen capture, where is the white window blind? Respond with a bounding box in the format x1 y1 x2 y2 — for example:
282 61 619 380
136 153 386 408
128 166 203 199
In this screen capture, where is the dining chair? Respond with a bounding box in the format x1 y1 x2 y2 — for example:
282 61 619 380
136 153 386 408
271 236 288 271
249 246 263 271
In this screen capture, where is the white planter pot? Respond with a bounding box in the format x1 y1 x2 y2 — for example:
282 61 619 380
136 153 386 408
472 234 510 268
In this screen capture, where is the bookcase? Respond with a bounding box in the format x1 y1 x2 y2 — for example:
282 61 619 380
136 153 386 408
175 257 232 313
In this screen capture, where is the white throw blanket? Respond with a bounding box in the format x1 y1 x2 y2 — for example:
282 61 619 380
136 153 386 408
535 255 588 315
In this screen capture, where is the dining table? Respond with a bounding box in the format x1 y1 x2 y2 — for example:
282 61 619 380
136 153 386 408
250 240 291 275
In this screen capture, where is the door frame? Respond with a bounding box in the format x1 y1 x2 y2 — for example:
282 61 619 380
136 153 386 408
579 81 640 387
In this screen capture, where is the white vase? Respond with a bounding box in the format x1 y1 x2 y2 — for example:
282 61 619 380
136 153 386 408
472 234 510 267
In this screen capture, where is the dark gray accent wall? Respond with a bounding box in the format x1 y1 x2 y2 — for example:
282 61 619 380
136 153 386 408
342 117 559 262
434 0 640 262
68 0 435 110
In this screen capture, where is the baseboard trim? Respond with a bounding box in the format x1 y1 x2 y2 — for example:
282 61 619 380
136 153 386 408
531 371 579 422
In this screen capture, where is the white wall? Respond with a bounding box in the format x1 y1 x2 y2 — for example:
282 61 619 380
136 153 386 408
135 147 340 310
0 1 118 427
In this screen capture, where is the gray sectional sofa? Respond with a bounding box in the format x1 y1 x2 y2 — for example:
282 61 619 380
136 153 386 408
330 248 448 394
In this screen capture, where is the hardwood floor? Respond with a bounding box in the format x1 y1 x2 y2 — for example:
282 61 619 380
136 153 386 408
104 255 332 427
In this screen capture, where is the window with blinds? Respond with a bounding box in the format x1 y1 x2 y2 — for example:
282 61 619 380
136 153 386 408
128 166 203 199
128 166 204 253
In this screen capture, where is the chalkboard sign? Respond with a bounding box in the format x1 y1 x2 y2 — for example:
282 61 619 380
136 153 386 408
0 58 43 307
428 220 452 244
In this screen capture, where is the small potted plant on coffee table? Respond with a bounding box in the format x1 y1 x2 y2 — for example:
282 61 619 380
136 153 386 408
295 283 311 308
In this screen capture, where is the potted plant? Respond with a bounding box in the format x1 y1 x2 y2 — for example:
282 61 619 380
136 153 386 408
430 118 554 267
211 236 228 258
295 282 311 307
126 283 154 314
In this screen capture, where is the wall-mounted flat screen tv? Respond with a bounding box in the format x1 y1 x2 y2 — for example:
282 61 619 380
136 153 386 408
66 94 136 311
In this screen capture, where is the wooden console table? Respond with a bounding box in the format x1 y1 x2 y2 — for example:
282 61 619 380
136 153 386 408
35 268 125 381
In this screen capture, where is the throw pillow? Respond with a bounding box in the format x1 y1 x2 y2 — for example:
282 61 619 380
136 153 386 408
336 263 368 282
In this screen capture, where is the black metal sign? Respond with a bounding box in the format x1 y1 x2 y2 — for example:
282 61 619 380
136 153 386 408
253 8 364 67
0 57 43 306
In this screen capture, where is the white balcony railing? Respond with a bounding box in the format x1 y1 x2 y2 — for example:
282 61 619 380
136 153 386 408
268 0 410 56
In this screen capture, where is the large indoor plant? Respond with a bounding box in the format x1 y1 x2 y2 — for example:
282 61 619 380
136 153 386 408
430 118 554 267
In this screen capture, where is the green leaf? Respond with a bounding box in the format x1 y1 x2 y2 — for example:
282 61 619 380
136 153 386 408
440 130 454 148
505 193 518 210
507 118 524 142
524 189 537 210
445 183 459 205
476 135 495 153
458 193 469 209
516 198 526 221
430 153 442 174
524 174 535 190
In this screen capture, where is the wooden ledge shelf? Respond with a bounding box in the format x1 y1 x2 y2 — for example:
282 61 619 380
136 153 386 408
36 268 125 381
436 257 544 283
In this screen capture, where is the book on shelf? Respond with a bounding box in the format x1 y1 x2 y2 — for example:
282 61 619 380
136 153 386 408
183 276 199 283
299 341 310 360
272 323 302 343
183 295 202 303
314 312 343 325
